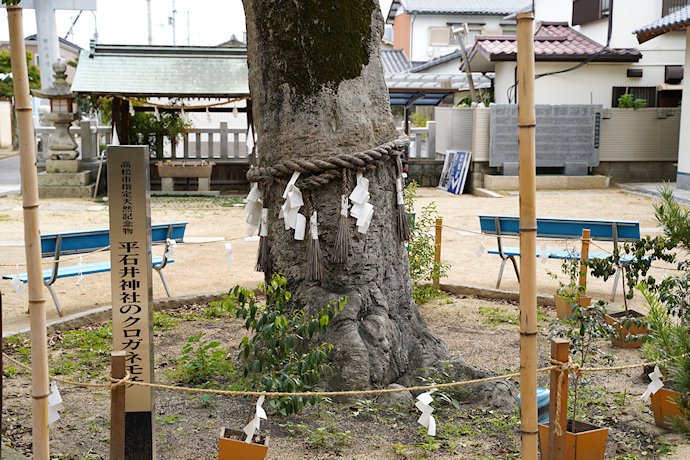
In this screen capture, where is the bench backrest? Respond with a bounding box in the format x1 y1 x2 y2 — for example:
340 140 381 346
478 215 640 242
40 222 187 257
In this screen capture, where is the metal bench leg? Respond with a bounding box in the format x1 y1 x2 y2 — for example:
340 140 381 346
155 267 172 297
610 267 622 302
509 255 520 284
496 258 507 289
46 284 64 317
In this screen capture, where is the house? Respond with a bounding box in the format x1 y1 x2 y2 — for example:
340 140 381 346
0 35 82 83
386 0 529 64
465 21 642 106
464 0 687 108
633 5 690 189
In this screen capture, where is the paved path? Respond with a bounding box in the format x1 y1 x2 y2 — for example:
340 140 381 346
0 153 20 197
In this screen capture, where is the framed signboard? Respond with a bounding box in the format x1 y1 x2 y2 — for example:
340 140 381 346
438 150 471 195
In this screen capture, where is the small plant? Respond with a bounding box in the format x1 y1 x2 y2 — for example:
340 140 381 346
215 273 346 416
410 111 431 128
172 332 234 385
550 289 614 430
617 92 647 110
404 181 451 304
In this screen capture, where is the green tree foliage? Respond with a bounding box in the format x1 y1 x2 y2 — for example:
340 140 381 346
127 101 193 159
0 49 41 98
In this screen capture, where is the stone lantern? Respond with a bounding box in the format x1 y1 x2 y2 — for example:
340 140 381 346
34 59 95 198
32 59 78 160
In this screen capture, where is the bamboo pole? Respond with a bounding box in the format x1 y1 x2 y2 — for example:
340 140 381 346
7 6 50 459
433 218 442 288
578 229 591 291
516 11 538 460
548 338 570 460
110 351 126 460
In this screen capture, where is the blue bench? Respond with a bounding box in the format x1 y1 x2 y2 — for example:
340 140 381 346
3 222 187 316
478 215 640 297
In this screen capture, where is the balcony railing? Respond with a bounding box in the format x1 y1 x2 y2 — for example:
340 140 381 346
663 0 690 16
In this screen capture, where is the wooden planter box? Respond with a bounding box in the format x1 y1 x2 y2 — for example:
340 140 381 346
651 388 686 430
604 310 648 348
554 295 591 319
218 428 268 460
539 420 608 459
156 161 215 178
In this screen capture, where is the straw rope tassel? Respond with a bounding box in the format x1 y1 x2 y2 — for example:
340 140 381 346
255 201 269 273
306 193 323 281
333 169 352 263
396 156 411 242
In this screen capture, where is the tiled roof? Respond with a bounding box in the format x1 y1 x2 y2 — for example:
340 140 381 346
466 22 641 71
633 6 690 44
71 44 249 97
381 49 412 73
386 0 529 23
410 49 463 72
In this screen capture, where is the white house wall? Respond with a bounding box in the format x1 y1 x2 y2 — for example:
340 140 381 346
493 61 675 107
409 14 510 63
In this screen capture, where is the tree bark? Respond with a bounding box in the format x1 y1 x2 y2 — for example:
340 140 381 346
243 0 449 392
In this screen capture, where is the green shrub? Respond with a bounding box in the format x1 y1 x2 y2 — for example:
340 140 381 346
215 274 346 415
404 181 450 303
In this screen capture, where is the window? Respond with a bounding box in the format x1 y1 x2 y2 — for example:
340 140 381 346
572 0 608 26
429 27 451 46
612 86 657 108
663 0 690 16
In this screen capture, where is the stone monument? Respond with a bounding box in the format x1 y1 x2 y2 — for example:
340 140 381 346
33 60 95 198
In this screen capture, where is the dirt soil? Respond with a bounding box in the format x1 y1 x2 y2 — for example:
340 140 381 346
1 187 689 459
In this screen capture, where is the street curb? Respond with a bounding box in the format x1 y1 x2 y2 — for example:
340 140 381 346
2 290 232 344
440 283 555 307
3 284 553 343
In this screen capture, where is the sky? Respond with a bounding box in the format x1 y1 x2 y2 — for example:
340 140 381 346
0 0 394 50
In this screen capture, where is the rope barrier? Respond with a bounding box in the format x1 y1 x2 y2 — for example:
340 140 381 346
0 236 257 268
116 95 249 111
246 135 409 190
3 351 681 399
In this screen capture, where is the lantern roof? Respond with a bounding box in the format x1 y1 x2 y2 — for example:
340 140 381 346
32 59 76 100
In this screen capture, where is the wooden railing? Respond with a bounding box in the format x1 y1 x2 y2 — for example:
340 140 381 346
35 120 253 164
662 0 690 15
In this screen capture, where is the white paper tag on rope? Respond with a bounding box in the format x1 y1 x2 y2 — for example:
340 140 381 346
539 244 548 264
415 390 437 436
310 211 319 240
224 242 234 264
48 382 64 425
11 265 25 297
243 395 267 443
475 240 486 258
396 177 405 205
340 195 349 217
165 238 177 258
283 172 301 199
259 209 269 237
641 366 664 402
294 213 307 241
75 256 84 285
246 182 261 202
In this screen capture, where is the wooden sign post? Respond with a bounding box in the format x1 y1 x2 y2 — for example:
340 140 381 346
107 146 156 459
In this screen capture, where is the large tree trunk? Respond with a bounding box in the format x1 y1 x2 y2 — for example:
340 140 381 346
243 0 449 392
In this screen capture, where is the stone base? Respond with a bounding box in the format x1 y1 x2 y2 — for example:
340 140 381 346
38 171 91 187
483 174 609 191
39 184 96 198
46 159 82 173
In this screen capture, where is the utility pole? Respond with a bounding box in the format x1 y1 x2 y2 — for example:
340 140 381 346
1 0 97 89
147 0 152 45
